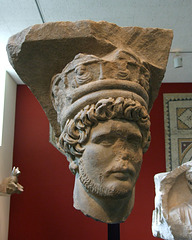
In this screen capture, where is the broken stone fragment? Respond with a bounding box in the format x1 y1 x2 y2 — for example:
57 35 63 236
152 161 192 240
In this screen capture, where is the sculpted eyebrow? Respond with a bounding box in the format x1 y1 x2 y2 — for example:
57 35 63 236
111 128 142 140
91 132 115 143
126 132 142 139
91 131 142 143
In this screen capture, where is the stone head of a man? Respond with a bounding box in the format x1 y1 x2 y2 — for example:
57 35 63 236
49 46 170 223
6 21 173 223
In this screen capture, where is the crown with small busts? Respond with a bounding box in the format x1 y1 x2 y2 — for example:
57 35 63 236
51 49 151 129
6 20 173 138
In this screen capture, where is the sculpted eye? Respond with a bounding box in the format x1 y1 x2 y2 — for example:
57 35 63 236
92 136 116 146
100 137 117 146
127 134 142 144
126 134 142 152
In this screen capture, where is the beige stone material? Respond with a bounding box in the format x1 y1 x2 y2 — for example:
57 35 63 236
6 21 172 223
152 161 192 240
7 21 173 138
0 167 23 196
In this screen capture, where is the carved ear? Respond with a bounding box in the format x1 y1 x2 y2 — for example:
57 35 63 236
69 161 79 175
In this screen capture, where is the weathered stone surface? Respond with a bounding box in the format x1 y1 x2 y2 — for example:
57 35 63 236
7 20 173 137
152 161 192 240
0 167 23 196
7 21 172 223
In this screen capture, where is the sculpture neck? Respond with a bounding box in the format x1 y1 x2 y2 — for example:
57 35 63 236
73 175 135 223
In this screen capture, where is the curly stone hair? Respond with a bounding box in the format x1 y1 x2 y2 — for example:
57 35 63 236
59 97 151 171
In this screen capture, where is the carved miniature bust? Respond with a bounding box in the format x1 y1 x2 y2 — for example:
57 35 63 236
6 20 173 223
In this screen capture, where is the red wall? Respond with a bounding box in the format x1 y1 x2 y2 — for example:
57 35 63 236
8 83 192 240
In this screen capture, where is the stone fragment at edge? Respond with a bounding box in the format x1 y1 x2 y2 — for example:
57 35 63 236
152 161 192 240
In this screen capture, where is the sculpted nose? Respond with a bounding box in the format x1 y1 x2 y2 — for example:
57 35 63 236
113 140 130 160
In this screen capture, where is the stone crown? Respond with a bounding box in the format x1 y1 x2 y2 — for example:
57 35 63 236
51 49 151 128
62 50 150 92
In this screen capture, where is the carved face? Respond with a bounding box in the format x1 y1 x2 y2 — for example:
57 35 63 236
78 119 143 199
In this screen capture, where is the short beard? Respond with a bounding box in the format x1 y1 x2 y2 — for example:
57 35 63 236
78 158 131 199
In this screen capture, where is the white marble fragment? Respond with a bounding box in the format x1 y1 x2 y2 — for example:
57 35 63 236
152 161 192 240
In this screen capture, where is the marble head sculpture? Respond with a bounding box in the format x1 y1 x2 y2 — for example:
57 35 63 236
6 21 173 223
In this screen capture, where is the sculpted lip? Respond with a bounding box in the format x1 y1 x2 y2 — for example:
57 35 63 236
107 167 135 180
